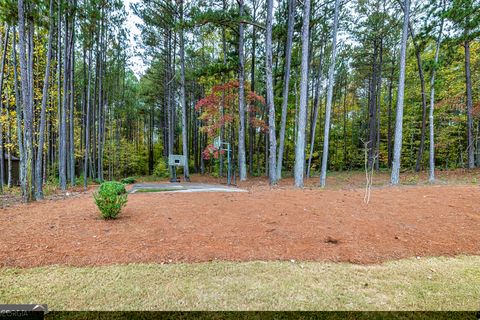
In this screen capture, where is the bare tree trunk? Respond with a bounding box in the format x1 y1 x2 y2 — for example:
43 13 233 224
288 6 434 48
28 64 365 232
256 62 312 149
59 3 69 190
0 24 10 192
5 86 12 188
220 0 228 177
265 0 277 184
367 39 379 170
374 39 383 171
27 13 35 193
179 0 190 181
84 46 92 190
294 0 311 188
17 0 35 201
391 0 410 185
320 0 340 187
429 3 445 182
69 8 76 186
238 0 247 180
465 39 474 169
97 16 104 181
166 30 173 166
307 35 325 177
35 0 54 199
342 75 348 168
12 29 26 196
277 0 295 180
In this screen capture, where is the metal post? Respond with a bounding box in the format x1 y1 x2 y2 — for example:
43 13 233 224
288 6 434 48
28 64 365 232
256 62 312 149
172 166 177 182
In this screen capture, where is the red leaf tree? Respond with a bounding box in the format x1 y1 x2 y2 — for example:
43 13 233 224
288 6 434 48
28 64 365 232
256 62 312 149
195 80 267 160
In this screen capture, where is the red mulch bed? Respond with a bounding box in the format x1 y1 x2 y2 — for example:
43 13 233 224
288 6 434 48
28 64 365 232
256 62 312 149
0 180 479 268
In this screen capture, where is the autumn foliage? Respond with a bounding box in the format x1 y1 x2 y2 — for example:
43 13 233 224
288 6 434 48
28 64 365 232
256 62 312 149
195 80 267 160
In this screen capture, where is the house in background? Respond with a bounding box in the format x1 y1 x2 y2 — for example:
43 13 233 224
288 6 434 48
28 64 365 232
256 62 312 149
3 154 20 186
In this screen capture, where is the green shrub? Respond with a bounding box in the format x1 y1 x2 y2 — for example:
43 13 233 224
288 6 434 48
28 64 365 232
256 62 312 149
121 177 136 184
94 181 128 219
154 160 170 178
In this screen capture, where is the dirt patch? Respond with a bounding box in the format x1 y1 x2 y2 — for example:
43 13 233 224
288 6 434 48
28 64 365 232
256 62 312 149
1 179 479 268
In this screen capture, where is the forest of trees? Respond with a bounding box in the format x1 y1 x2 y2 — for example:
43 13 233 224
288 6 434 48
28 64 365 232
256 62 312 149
0 0 479 201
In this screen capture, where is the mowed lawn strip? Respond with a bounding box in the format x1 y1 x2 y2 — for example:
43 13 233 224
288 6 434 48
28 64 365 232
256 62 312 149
0 256 479 311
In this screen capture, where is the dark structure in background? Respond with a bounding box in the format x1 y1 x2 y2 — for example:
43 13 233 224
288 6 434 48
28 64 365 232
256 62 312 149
3 154 20 186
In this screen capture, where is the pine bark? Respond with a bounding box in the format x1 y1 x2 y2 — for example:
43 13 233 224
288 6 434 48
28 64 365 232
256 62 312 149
429 6 445 182
17 0 35 201
266 0 277 185
320 0 340 187
465 39 474 169
12 29 26 197
294 0 311 188
238 0 247 180
0 24 10 191
84 46 92 189
391 0 410 185
277 0 295 180
35 0 54 199
179 0 190 180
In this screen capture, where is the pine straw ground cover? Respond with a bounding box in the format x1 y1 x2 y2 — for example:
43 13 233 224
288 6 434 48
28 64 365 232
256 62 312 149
0 256 479 311
1 184 480 267
1 171 480 311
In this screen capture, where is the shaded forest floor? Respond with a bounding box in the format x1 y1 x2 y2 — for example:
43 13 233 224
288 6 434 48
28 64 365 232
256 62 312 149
1 169 479 268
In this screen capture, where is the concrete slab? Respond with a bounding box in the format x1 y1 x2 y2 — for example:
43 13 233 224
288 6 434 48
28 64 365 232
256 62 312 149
129 183 247 194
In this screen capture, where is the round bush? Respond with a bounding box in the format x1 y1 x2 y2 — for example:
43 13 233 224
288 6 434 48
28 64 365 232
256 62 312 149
94 181 128 219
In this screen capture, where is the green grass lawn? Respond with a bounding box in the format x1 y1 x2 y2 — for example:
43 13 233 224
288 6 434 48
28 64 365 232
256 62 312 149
1 256 479 311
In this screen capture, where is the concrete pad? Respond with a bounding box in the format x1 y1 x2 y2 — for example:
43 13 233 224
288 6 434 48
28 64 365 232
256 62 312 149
129 183 247 194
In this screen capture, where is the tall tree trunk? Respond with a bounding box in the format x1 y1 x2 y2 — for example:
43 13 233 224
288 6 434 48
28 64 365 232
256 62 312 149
84 46 92 190
179 0 190 181
249 0 257 176
320 0 340 187
17 0 35 201
342 74 348 168
12 29 26 196
294 0 311 188
266 0 277 184
6 90 11 188
238 0 247 180
35 0 54 199
69 7 76 186
375 39 383 171
307 35 325 177
97 16 104 181
277 0 295 180
59 3 69 190
0 24 10 192
28 11 34 192
220 0 228 177
429 4 445 182
465 39 474 169
391 0 410 185
166 30 173 162
367 41 378 170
